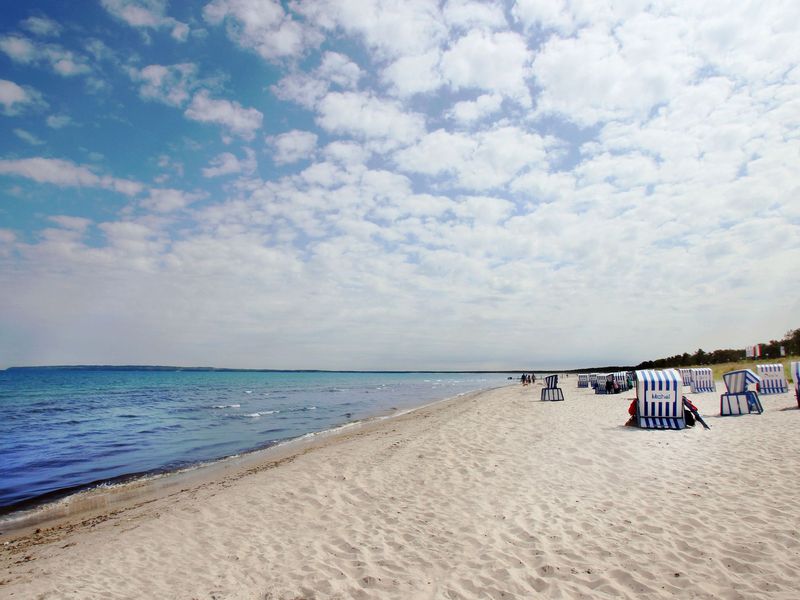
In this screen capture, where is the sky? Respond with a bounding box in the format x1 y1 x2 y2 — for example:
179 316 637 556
0 0 798 371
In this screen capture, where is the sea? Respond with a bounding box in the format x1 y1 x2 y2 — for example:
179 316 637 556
0 368 513 513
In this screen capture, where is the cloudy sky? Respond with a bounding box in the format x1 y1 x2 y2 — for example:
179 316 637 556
0 1 798 370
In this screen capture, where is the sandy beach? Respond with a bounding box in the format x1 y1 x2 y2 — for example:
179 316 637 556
2 380 799 599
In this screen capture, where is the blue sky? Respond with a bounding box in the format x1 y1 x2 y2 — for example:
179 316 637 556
1 0 798 370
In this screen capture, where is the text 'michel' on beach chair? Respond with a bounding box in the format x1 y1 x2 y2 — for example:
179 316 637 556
756 363 789 394
634 369 685 429
720 369 763 415
792 361 800 408
689 367 715 393
541 374 565 401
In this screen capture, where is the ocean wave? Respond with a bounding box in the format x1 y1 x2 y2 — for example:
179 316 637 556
213 404 240 409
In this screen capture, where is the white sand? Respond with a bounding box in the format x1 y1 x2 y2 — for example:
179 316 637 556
2 381 800 599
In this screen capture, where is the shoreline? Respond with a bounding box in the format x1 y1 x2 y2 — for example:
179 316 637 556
3 381 799 599
0 384 507 540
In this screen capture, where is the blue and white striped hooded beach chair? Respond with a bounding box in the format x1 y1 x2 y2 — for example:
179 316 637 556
690 368 716 393
634 369 685 429
792 361 800 408
679 369 692 387
594 373 610 394
613 372 627 391
577 374 589 388
756 364 788 394
541 374 565 401
720 369 763 415
589 373 598 389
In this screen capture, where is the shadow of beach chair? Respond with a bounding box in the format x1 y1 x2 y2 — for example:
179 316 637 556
756 363 789 394
689 367 715 393
634 369 685 429
720 369 763 415
541 374 565 401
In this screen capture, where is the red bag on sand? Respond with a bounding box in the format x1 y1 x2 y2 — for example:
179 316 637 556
628 399 637 416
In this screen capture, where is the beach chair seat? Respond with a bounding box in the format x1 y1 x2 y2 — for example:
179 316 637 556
756 364 789 394
634 369 685 429
541 374 564 401
720 369 763 415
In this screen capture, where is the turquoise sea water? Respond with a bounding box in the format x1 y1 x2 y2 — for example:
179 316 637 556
0 369 511 511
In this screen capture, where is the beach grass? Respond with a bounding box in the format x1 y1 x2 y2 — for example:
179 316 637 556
687 355 800 384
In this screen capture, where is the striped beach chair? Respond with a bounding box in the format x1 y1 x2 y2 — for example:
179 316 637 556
541 374 565 401
756 364 788 394
595 374 611 394
613 372 627 391
792 361 800 408
720 369 763 415
679 368 692 387
690 368 716 393
577 374 589 388
634 369 685 429
589 373 598 389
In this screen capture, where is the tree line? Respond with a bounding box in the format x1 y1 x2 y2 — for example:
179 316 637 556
636 327 800 369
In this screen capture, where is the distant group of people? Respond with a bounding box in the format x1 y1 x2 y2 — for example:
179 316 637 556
520 373 536 386
605 377 621 394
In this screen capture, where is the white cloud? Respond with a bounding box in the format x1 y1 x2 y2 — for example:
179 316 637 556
271 71 328 109
203 0 319 60
21 16 62 37
322 141 372 166
443 0 507 31
13 128 45 146
100 0 190 41
295 0 447 60
140 188 205 213
532 19 698 126
440 30 533 106
447 93 502 125
268 130 318 165
317 52 361 88
202 148 257 177
170 21 190 42
0 157 142 196
272 51 362 108
0 34 91 76
0 79 44 115
131 63 198 106
0 35 37 63
316 91 426 149
49 215 92 231
394 126 557 190
184 90 263 140
46 114 73 128
382 50 443 97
